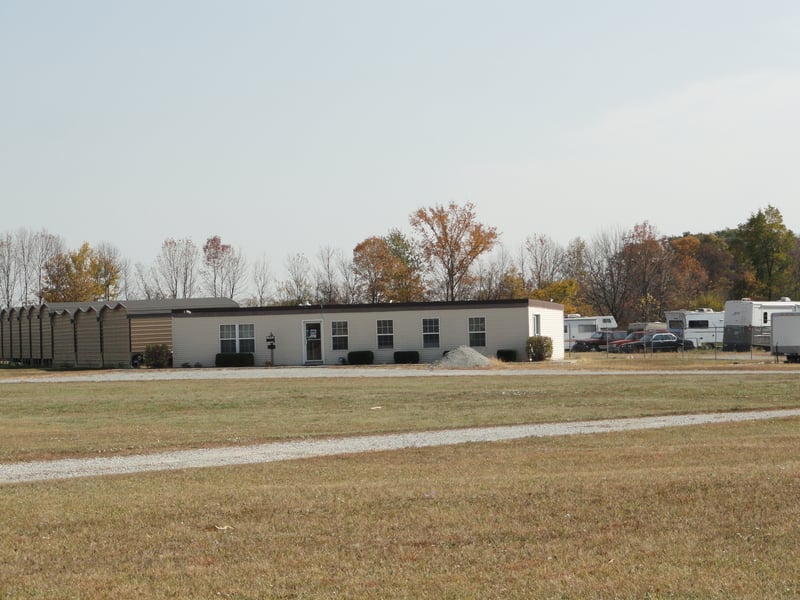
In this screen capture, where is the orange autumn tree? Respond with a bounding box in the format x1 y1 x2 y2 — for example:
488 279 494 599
41 242 120 302
409 202 498 301
352 232 425 303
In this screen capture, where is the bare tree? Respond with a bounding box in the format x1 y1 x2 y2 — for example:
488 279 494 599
473 245 525 300
154 238 199 298
29 230 64 304
314 245 342 304
336 253 358 304
201 236 247 299
275 253 312 305
581 228 631 324
14 229 34 304
250 255 273 306
221 246 247 300
523 233 566 290
0 232 17 307
134 262 163 299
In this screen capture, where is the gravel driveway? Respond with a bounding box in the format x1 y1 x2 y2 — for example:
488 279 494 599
3 408 799 485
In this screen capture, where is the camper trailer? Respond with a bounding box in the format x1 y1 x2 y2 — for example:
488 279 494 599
664 308 724 349
563 314 617 350
723 298 800 351
771 312 800 363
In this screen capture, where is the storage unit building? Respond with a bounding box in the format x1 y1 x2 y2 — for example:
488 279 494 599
51 310 76 369
0 298 240 369
100 304 133 368
74 307 103 369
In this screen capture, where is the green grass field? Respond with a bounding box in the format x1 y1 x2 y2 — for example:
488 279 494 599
2 360 800 598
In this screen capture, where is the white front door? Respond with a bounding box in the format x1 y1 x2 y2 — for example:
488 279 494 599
303 321 323 363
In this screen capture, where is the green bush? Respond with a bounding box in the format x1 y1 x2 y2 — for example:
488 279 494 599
347 350 374 365
393 351 420 364
526 336 553 362
215 353 255 367
496 349 517 362
144 344 171 369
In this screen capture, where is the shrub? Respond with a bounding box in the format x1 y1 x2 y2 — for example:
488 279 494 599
526 336 553 362
144 344 171 369
496 349 517 362
215 353 255 367
347 350 374 365
393 351 420 364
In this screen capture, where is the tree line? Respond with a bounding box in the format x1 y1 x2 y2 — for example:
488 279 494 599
2 203 798 327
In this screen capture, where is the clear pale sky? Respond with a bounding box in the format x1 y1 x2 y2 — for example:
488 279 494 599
2 1 799 276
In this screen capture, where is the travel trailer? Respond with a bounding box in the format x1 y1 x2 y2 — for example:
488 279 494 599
723 298 800 351
664 308 724 349
563 314 617 350
771 312 800 363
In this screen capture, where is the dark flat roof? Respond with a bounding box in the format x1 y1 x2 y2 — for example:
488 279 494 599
173 298 564 318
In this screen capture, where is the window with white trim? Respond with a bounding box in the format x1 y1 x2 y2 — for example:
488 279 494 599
422 318 440 348
220 324 237 353
331 320 349 350
468 317 486 347
219 324 255 353
377 319 394 349
238 324 255 353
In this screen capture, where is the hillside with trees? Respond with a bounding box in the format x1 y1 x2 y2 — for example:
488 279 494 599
2 204 798 327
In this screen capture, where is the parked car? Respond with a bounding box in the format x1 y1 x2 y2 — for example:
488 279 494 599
620 331 693 353
572 330 628 352
608 330 647 353
609 329 674 352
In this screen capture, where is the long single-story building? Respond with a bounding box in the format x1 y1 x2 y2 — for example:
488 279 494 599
172 298 565 367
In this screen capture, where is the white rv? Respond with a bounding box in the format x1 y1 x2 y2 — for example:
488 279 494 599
563 314 617 350
771 312 800 363
664 308 724 349
723 298 800 351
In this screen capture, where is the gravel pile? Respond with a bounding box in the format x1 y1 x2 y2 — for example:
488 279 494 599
434 345 491 368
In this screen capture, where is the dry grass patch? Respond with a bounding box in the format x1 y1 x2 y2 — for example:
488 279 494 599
2 373 800 462
2 419 800 598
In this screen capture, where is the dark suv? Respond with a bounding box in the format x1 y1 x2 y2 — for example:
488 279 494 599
572 330 628 352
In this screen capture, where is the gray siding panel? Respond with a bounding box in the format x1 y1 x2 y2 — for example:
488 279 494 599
101 306 132 367
52 313 75 368
75 310 102 368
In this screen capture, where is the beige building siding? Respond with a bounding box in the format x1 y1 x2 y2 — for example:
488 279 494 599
172 300 565 367
52 312 76 368
130 316 173 353
101 305 132 367
531 304 566 360
75 308 102 368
